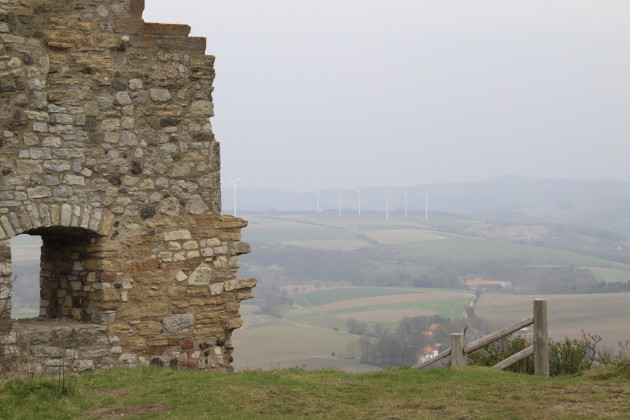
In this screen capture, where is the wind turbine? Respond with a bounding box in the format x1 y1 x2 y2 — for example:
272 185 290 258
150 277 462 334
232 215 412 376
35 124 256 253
356 188 363 216
223 176 244 217
403 191 408 217
335 190 343 218
384 192 392 221
423 190 431 222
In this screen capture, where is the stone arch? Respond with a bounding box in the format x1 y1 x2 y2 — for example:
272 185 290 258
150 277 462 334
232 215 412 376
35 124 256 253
0 204 117 330
0 203 115 239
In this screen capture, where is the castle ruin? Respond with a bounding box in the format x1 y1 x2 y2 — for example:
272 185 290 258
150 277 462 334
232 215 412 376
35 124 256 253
0 0 255 372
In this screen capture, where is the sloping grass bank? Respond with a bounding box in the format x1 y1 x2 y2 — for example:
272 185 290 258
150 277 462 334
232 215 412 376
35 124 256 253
1 364 629 419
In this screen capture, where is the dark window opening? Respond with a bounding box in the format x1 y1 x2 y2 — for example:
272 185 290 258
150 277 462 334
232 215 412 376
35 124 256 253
9 227 98 321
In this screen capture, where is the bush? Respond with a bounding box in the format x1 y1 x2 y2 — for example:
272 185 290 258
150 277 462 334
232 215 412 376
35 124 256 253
467 335 534 374
467 331 602 376
615 358 630 379
549 335 595 376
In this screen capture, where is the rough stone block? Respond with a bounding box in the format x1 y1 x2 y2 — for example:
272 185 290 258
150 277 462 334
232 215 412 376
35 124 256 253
143 23 191 37
94 288 121 302
137 321 162 336
117 302 169 320
188 265 212 286
163 314 194 333
113 17 144 35
130 35 206 51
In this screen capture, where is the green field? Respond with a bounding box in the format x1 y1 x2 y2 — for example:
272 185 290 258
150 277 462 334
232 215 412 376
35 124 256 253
395 238 630 268
292 287 466 307
283 287 473 332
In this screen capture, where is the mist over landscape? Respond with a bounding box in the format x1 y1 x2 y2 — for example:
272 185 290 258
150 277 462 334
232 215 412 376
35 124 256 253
144 0 630 192
222 176 630 233
8 0 630 376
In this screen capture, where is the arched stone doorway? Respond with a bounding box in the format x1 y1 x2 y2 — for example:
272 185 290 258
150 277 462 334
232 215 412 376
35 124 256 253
0 203 117 332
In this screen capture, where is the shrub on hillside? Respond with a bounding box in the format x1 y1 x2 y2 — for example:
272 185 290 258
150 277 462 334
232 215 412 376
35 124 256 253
467 331 604 376
467 335 534 374
549 335 596 376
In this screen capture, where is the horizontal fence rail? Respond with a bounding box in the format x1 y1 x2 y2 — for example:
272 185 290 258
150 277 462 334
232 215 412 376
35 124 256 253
413 300 549 377
464 315 533 354
493 345 533 370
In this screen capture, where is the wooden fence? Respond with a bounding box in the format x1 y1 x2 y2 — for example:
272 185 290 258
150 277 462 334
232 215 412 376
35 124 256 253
413 299 549 377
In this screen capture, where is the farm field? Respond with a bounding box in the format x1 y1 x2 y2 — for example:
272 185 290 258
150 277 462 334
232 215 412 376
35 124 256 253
395 238 630 268
242 215 630 276
232 303 365 370
242 214 455 250
286 287 473 332
231 322 371 371
233 287 473 369
365 228 449 244
475 292 630 348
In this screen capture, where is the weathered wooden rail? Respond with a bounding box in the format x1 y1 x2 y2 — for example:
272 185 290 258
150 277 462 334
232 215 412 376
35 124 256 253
413 299 549 377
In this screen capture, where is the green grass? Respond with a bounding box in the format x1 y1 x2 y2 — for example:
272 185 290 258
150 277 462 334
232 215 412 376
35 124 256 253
293 287 470 308
396 238 630 268
322 298 470 321
1 365 629 419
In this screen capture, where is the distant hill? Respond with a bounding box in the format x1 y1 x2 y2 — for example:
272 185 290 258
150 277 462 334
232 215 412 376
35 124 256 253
223 176 630 233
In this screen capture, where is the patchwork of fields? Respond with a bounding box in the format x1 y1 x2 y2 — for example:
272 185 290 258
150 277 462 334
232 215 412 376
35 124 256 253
234 214 630 369
289 287 473 331
243 214 630 285
233 287 474 368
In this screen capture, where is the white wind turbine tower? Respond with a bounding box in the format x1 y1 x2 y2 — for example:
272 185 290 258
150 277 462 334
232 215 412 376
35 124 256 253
384 192 392 221
335 190 343 218
356 188 363 216
223 176 244 217
423 190 431 222
403 191 408 217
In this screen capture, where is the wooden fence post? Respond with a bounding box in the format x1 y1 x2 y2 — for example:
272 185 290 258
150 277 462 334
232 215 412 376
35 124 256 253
451 333 466 367
533 299 549 377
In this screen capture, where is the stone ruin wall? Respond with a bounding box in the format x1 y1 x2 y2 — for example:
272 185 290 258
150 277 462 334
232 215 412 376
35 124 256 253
0 0 255 373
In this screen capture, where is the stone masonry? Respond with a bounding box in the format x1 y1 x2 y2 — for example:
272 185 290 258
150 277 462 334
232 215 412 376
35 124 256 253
0 0 255 373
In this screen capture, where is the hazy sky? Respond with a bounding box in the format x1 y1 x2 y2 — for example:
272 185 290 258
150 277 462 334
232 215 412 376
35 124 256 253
145 1 630 191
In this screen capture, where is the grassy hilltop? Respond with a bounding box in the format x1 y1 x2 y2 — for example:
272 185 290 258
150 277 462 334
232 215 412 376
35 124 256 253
1 364 630 419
